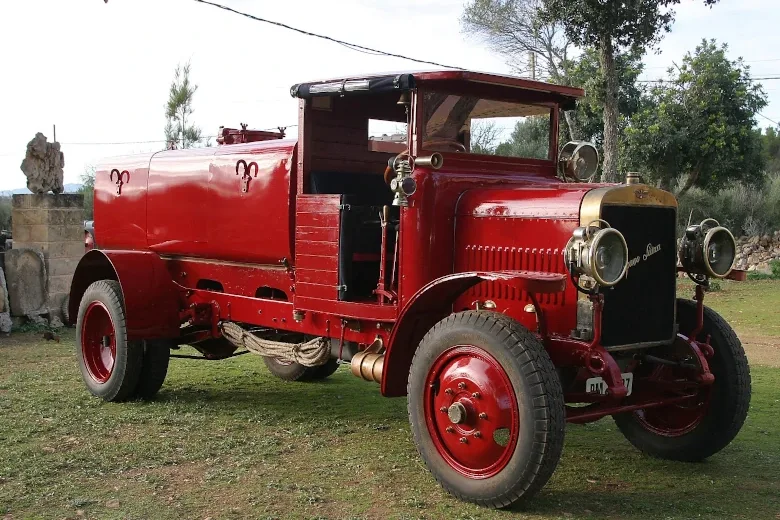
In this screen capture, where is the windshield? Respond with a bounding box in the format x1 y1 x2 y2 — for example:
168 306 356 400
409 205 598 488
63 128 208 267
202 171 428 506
422 92 553 160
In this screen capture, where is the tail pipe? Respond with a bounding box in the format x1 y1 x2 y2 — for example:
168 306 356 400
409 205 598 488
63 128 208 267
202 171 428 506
350 339 384 384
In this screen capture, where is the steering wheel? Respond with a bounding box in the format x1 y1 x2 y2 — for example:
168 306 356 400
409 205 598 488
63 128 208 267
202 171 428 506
422 138 467 153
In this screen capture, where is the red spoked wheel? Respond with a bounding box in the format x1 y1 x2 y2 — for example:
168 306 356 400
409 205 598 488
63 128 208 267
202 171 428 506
425 346 519 479
76 280 142 402
408 311 564 508
633 364 711 437
614 299 751 461
81 302 117 384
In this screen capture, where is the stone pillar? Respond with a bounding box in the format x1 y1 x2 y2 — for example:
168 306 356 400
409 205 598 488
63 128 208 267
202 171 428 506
10 194 84 320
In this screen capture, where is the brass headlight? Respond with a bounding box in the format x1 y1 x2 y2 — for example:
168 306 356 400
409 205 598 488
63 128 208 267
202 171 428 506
679 218 736 278
565 220 629 287
558 141 599 182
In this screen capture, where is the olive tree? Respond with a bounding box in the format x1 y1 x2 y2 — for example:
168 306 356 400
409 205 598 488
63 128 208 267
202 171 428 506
540 0 720 182
623 40 767 197
164 62 202 149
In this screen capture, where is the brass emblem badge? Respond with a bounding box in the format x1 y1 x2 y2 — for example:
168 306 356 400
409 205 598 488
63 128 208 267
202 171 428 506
635 188 650 199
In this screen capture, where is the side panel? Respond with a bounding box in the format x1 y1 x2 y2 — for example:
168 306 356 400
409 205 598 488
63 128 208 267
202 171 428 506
209 142 295 264
147 148 216 257
293 194 342 304
453 217 578 335
94 153 154 250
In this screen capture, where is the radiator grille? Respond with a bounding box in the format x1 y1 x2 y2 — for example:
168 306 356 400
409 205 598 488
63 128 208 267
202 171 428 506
462 246 567 306
600 205 677 347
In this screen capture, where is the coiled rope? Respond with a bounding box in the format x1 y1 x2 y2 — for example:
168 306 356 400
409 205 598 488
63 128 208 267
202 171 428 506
220 321 331 367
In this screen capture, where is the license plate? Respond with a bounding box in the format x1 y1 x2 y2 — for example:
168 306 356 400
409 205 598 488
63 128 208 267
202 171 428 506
585 373 633 396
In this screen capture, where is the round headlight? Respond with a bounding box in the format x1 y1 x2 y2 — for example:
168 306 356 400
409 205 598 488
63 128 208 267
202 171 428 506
679 219 736 279
558 141 599 182
564 221 629 288
703 227 736 277
588 228 629 286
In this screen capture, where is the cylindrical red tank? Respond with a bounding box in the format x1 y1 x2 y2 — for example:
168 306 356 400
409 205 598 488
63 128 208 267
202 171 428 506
94 140 297 265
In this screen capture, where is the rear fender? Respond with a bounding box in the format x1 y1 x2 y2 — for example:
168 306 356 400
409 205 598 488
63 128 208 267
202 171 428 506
381 270 567 397
68 250 182 340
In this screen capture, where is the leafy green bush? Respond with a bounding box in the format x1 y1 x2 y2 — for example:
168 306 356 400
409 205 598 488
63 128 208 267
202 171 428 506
746 259 780 280
676 173 780 237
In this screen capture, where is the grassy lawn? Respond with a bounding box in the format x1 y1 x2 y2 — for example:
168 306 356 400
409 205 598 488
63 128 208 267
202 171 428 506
1 281 779 520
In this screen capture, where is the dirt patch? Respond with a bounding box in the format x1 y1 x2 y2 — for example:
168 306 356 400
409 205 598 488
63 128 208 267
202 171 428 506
739 333 780 367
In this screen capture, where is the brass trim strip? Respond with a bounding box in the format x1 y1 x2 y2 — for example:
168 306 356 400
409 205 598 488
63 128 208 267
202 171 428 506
580 184 677 227
159 255 287 270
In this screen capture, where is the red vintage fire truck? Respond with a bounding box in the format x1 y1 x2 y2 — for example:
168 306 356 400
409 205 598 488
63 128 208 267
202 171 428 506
69 70 750 508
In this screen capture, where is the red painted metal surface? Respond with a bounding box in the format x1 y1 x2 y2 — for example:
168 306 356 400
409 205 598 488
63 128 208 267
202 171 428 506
94 153 154 250
80 301 116 384
76 68 726 428
69 250 182 340
382 270 566 397
425 346 519 478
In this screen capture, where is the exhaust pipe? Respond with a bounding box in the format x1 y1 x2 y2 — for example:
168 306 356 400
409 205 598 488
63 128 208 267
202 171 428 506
350 337 384 383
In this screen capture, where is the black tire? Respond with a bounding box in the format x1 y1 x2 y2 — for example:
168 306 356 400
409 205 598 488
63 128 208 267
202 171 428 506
614 299 751 461
407 311 565 508
263 357 339 382
307 358 340 380
76 280 142 402
132 340 171 400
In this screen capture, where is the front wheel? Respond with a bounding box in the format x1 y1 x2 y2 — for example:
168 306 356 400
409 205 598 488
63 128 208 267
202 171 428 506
407 311 565 508
614 299 751 461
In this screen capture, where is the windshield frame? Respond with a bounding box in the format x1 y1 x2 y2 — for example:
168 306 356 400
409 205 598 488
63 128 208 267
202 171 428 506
413 85 560 166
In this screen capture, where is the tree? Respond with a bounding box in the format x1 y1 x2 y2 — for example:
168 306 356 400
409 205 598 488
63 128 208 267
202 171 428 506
79 165 96 220
164 62 202 149
495 116 551 159
567 47 644 149
622 40 767 197
461 0 581 140
540 0 720 182
760 126 780 173
470 120 503 154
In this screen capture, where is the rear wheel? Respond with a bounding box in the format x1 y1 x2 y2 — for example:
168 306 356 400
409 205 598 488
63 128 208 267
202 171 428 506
614 299 751 461
263 357 339 382
132 340 171 400
407 311 565 508
76 280 142 402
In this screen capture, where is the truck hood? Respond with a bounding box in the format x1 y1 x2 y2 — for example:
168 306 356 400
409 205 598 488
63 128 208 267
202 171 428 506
456 183 603 220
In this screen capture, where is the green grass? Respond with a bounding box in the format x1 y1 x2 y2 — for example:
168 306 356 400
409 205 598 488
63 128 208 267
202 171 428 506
1 281 779 519
680 278 780 337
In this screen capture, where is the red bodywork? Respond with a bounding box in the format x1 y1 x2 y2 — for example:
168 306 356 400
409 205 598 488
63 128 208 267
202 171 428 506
70 70 717 423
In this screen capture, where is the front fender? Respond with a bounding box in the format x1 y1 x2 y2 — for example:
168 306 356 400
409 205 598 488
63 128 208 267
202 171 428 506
69 250 182 340
381 270 566 397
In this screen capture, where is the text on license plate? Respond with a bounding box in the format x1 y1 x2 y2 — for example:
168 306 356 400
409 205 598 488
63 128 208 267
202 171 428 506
585 373 633 396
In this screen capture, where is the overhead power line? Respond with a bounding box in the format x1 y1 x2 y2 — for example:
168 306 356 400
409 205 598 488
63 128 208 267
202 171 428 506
757 113 779 126
638 76 780 83
191 0 464 70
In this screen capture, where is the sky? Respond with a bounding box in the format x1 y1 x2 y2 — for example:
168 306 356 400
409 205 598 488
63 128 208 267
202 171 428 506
1 0 778 191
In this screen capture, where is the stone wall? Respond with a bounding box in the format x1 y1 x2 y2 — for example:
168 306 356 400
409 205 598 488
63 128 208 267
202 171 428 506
10 194 84 320
735 230 780 273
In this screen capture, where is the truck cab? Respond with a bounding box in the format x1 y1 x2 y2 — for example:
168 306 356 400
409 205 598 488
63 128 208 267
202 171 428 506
70 69 750 509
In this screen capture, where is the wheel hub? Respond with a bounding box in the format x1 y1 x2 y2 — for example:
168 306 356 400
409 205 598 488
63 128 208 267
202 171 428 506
447 402 467 424
81 301 117 384
424 345 519 479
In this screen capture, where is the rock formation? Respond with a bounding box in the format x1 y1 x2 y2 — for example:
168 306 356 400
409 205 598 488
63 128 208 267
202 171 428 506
19 133 65 194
